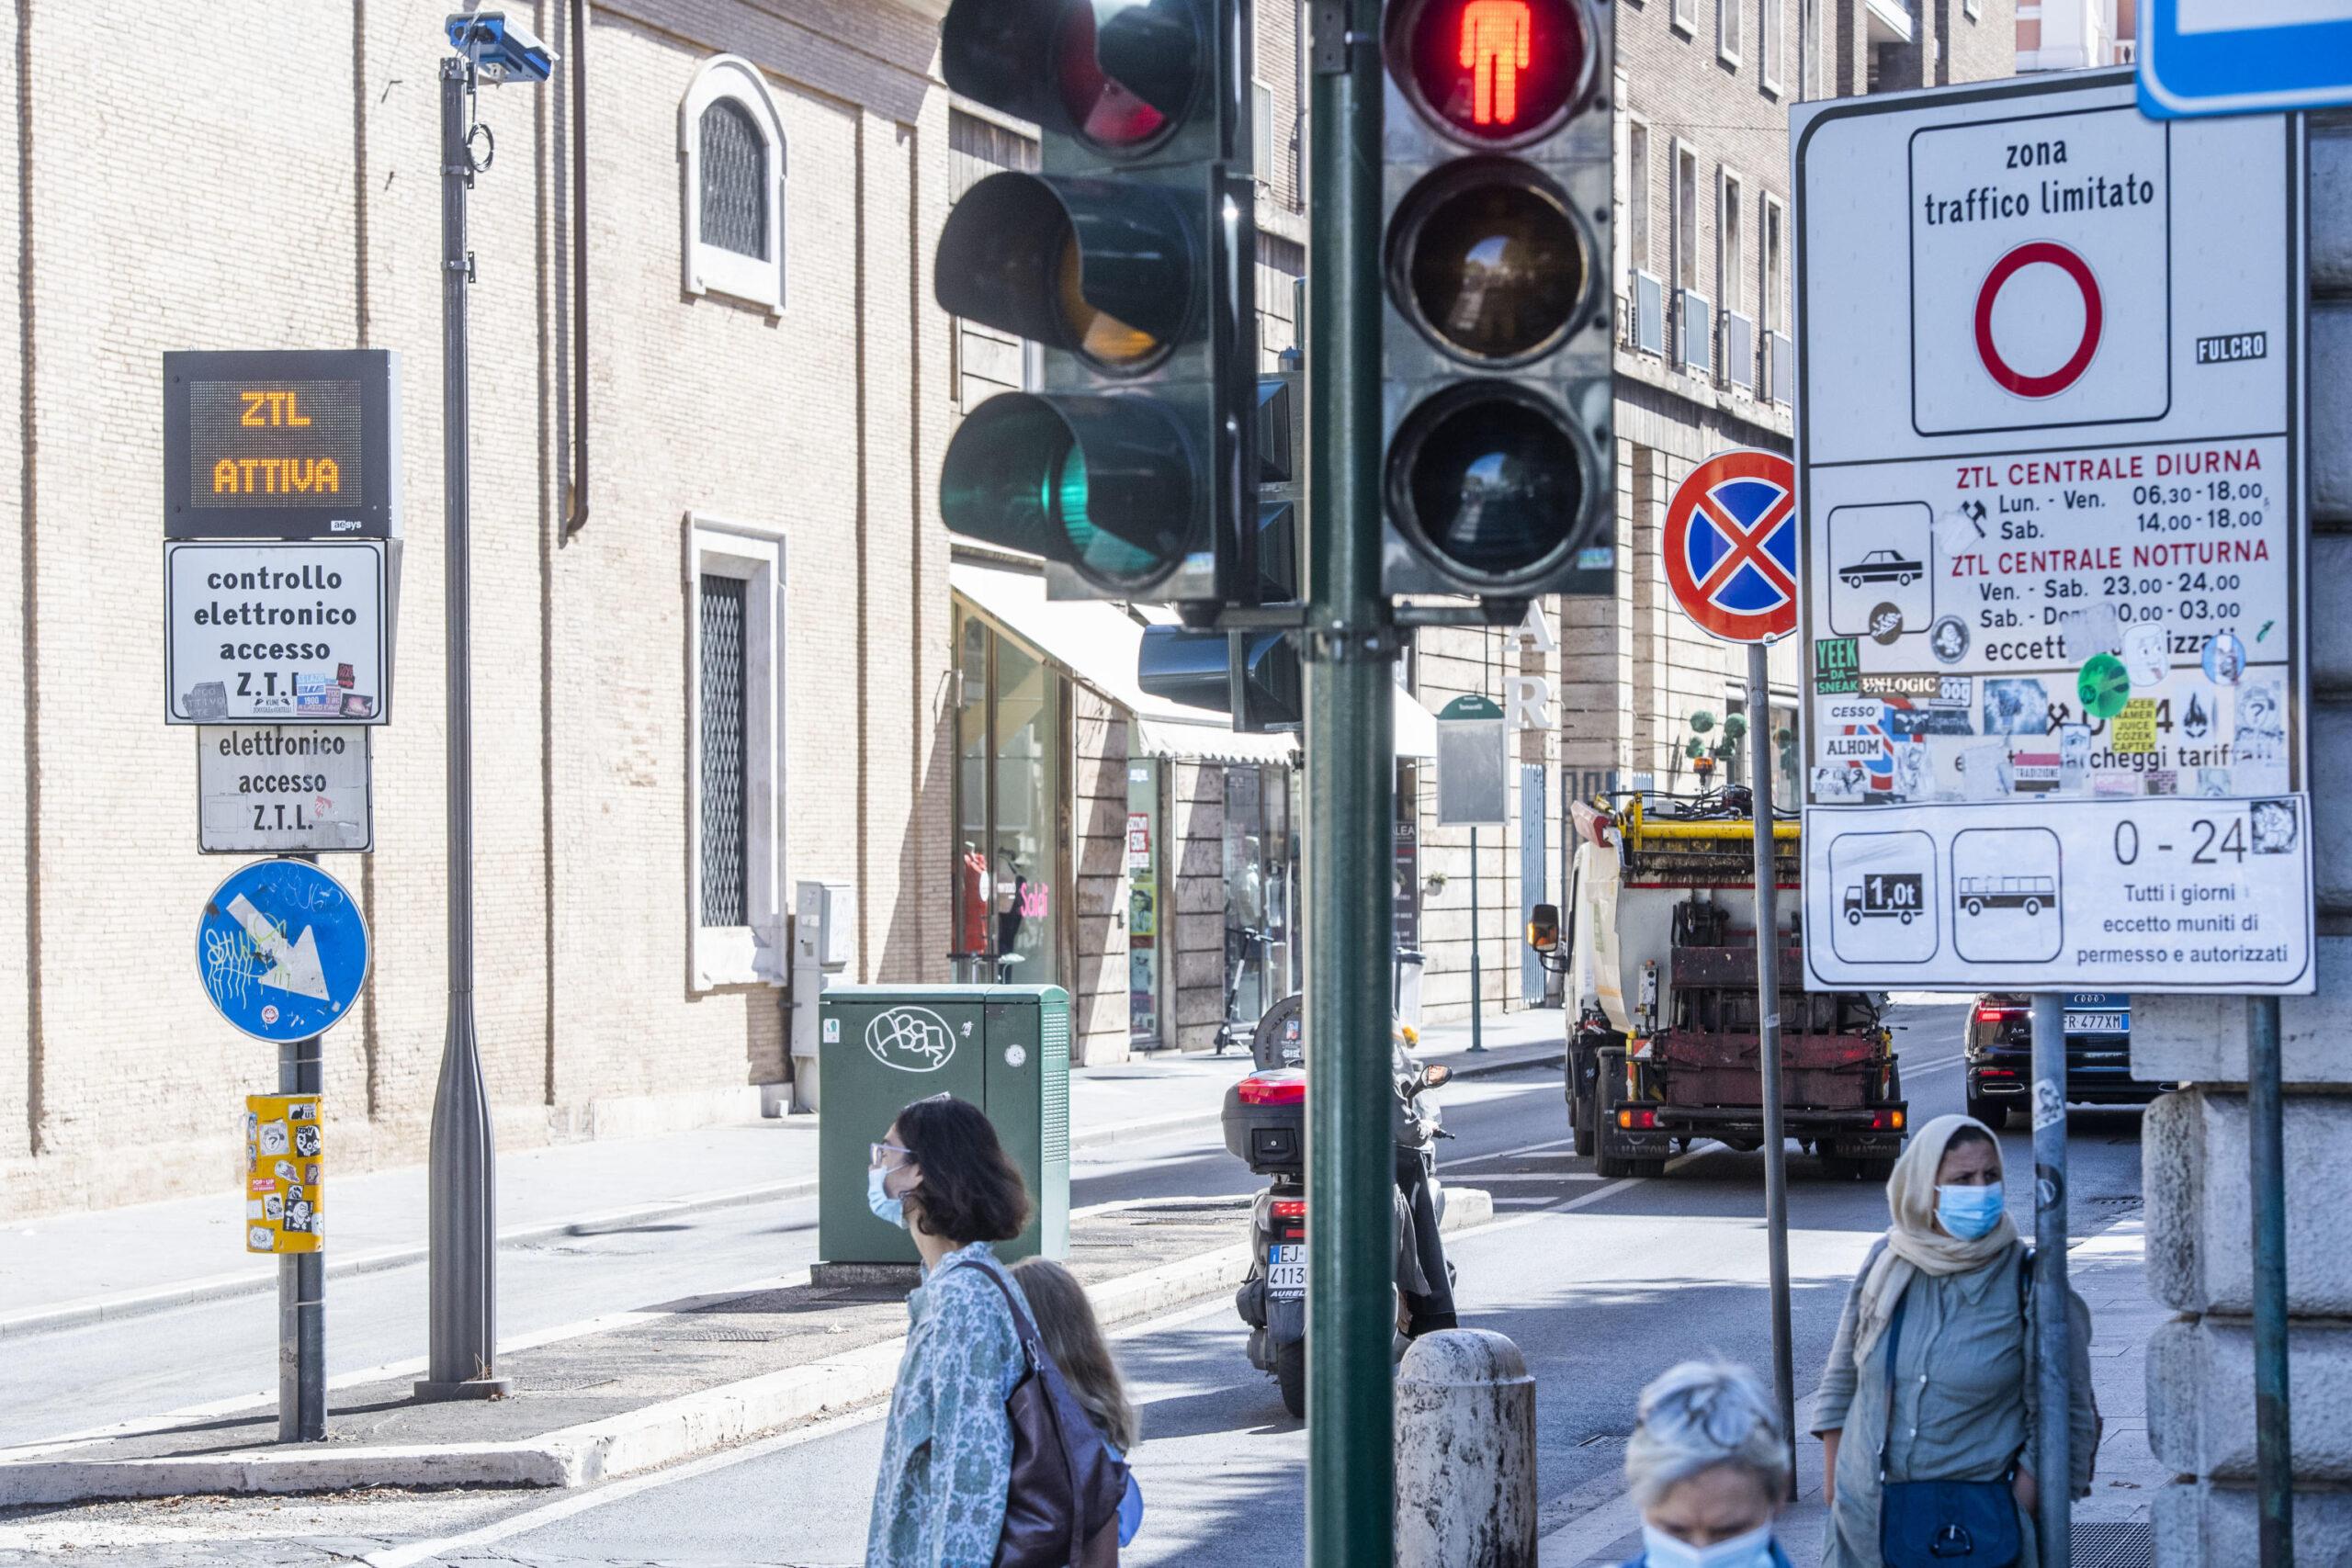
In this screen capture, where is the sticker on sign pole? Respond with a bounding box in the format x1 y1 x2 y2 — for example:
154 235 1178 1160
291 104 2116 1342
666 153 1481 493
1662 449 1798 645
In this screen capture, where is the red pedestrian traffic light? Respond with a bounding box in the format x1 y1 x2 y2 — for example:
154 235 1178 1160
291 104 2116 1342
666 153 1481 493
1399 0 1590 147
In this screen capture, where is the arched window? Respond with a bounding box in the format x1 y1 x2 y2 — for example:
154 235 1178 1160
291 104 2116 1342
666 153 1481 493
699 100 767 259
681 56 787 312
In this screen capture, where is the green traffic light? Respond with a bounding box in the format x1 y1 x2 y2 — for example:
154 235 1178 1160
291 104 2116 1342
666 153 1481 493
941 391 1196 593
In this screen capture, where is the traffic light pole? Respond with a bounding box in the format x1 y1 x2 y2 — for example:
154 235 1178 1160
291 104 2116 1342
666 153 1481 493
1305 2 1396 1562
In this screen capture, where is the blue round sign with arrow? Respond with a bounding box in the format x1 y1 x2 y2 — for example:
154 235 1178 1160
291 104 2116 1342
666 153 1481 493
195 859 370 1043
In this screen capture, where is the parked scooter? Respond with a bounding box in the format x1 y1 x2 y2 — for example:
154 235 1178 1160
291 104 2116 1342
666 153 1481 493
1221 995 1456 1418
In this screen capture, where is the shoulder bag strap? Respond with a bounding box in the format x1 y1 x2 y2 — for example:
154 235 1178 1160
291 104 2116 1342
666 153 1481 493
953 1258 1043 1370
1877 1286 1909 1483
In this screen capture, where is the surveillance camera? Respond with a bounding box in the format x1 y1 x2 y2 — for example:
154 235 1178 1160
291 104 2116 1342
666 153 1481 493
445 11 557 85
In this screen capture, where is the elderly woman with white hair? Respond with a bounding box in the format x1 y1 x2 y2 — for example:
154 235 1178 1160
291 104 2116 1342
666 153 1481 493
1811 1112 2098 1568
1617 1360 1794 1568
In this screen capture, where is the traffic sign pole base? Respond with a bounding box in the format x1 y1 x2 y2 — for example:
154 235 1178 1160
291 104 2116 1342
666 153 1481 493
412 1375 515 1402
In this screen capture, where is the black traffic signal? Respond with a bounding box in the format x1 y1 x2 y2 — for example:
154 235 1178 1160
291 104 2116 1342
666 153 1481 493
934 0 1256 604
1378 0 1613 604
1137 362 1306 731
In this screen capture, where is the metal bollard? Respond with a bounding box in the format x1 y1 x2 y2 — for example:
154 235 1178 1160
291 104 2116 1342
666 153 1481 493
1395 1328 1538 1568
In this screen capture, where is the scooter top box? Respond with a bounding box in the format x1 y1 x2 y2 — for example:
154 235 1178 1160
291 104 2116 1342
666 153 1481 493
1223 1070 1304 1175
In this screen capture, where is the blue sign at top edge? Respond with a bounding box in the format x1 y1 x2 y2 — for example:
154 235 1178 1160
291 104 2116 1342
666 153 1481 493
2139 0 2352 118
195 859 370 1043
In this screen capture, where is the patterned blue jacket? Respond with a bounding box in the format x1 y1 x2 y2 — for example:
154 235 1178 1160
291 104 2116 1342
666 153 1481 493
866 1241 1028 1568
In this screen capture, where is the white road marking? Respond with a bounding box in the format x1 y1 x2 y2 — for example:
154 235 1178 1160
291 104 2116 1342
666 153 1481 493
360 1292 1238 1567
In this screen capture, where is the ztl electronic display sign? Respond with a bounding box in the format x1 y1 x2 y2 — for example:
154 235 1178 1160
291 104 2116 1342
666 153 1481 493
164 349 401 541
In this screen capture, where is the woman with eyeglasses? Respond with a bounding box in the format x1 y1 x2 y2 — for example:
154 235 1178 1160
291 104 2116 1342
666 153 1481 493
864 1094 1037 1568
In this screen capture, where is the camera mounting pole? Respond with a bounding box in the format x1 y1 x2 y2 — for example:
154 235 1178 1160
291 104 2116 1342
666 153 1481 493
416 52 513 1403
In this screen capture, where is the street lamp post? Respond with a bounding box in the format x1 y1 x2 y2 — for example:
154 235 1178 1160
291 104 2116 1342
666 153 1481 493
418 13 554 1402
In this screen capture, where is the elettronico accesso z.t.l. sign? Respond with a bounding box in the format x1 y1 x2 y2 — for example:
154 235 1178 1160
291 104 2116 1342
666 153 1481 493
1792 71 2312 995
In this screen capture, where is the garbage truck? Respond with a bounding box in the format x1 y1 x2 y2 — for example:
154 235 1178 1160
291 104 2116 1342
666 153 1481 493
1527 794 1907 1179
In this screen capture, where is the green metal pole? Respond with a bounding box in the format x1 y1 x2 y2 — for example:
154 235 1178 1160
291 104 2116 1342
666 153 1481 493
1305 0 1396 1558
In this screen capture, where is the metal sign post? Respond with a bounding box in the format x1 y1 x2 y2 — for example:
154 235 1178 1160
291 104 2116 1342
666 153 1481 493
2029 994 2071 1566
1660 448 1800 1494
199 855 368 1441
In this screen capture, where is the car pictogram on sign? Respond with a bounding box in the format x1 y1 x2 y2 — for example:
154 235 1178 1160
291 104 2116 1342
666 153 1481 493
1839 549 1924 589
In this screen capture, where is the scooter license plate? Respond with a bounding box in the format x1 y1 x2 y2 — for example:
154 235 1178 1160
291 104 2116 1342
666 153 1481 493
1267 1243 1306 1297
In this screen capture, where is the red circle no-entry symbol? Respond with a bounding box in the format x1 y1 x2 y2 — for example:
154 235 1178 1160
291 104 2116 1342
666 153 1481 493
1973 241 2103 400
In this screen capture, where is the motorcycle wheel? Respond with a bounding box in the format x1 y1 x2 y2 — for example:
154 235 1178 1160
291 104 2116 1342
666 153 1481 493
1276 1340 1307 1420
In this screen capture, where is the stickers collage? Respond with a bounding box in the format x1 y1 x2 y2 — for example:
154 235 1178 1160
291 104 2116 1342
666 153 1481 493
1806 448 2292 810
244 1093 325 1253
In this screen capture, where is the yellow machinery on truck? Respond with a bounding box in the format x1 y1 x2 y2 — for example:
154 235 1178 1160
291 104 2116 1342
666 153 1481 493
1527 795 1907 1179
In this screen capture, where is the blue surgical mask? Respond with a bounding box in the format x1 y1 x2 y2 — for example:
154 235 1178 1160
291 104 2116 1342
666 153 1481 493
1937 1181 2006 1240
1639 1520 1774 1568
867 1163 906 1228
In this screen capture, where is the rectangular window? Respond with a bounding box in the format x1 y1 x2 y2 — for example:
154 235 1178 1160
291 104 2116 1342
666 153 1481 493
699 574 750 927
1761 0 1782 90
1628 120 1652 275
689 518 787 989
1803 0 1822 96
1718 0 1740 62
1675 146 1697 291
1672 0 1696 33
1763 197 1784 333
1252 79 1275 185
1720 175 1744 320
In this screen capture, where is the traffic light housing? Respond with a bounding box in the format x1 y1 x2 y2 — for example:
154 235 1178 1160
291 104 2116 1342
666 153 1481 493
1136 363 1306 731
934 0 1256 604
1378 0 1614 604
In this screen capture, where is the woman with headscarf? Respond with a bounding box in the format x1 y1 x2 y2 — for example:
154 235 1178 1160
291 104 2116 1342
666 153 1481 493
1811 1113 2098 1568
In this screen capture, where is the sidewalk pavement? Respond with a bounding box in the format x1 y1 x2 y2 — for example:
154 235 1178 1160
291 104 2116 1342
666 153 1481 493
0 1187 1498 1506
1 1006 1562 1336
1546 1216 2169 1567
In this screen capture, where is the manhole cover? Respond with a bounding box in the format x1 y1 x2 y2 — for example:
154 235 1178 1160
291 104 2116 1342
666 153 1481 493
2087 1195 2143 1207
650 1325 778 1343
2072 1520 2152 1567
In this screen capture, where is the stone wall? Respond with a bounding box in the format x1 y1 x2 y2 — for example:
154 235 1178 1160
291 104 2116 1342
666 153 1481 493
2131 116 2352 1566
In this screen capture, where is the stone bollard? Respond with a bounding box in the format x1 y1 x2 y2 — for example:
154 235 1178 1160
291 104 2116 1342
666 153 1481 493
1395 1328 1539 1568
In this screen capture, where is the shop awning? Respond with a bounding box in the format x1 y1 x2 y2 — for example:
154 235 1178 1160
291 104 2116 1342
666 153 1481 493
951 558 1437 764
1393 684 1438 759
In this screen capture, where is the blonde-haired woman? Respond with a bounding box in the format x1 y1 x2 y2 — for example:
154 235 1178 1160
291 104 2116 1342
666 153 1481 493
1811 1113 2098 1568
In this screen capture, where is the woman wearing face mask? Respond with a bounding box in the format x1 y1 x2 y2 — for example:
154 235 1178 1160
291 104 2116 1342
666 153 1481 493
1811 1113 2098 1568
864 1095 1036 1568
1616 1360 1794 1568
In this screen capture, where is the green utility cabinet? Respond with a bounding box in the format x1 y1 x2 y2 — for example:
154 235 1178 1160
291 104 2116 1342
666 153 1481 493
816 985 1070 1268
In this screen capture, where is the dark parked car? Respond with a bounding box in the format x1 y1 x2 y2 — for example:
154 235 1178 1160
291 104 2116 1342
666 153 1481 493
1964 991 2164 1126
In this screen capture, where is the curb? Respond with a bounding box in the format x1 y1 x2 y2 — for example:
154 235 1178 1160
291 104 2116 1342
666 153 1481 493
0 1190 1493 1506
0 1097 1312 1342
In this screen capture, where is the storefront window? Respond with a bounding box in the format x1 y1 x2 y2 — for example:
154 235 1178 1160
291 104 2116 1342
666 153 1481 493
1219 766 1298 1033
1126 758 1162 1049
952 611 1063 986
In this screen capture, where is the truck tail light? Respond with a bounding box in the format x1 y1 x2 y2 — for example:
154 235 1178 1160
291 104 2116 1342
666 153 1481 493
1871 1109 1905 1131
1617 1108 1657 1130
